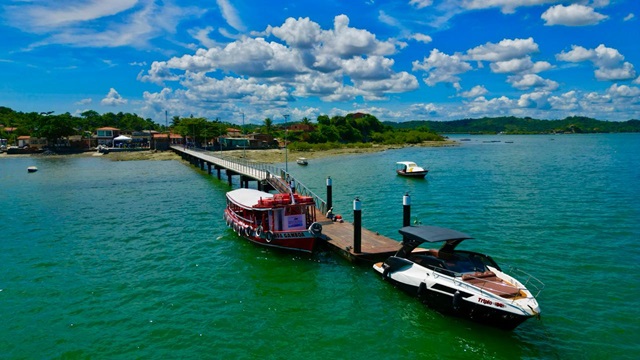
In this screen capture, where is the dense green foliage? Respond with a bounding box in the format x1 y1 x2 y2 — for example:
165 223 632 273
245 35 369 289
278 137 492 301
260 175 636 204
1 106 447 148
0 106 163 143
271 113 443 147
384 116 640 134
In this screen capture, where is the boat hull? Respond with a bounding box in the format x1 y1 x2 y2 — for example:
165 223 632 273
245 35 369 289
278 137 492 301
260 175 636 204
224 209 316 253
396 170 428 178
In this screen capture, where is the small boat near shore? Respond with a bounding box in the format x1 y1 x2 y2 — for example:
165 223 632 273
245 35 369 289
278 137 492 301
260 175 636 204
296 157 308 166
373 225 543 330
396 161 428 178
223 188 323 253
27 166 38 173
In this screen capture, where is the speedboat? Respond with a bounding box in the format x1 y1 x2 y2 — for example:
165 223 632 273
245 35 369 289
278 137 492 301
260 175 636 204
396 161 428 178
373 226 543 330
223 188 323 253
296 157 308 166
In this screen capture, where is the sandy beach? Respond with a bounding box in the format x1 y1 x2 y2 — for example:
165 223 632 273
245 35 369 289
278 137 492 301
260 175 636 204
219 140 457 163
0 140 457 163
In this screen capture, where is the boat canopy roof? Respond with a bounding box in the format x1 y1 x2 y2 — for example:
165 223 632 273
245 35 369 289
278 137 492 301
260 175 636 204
226 188 273 209
396 225 474 257
396 161 418 166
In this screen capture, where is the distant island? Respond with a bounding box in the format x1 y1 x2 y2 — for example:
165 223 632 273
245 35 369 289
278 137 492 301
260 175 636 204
384 116 640 134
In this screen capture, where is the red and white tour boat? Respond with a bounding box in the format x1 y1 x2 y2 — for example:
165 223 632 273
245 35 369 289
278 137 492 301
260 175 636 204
223 188 323 253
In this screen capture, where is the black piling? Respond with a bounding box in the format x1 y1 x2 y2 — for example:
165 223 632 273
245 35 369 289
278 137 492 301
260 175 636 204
353 197 362 253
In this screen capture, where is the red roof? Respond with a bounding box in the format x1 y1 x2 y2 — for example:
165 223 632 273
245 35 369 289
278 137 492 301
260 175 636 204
18 135 30 139
97 127 120 130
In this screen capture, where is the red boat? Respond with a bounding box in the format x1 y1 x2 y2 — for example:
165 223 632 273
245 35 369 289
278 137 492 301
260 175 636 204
223 188 323 253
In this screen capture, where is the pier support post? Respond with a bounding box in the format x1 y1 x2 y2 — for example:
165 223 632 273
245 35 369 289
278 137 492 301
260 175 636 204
207 163 212 175
326 176 333 214
353 197 361 253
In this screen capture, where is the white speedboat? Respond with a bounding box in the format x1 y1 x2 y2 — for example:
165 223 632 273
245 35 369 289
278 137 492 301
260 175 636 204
296 157 308 166
373 226 543 330
395 161 428 178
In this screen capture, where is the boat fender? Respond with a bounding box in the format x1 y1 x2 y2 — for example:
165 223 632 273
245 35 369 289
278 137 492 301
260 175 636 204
244 227 251 238
265 231 274 243
309 222 322 236
452 290 462 311
256 226 263 238
417 282 427 300
382 266 391 279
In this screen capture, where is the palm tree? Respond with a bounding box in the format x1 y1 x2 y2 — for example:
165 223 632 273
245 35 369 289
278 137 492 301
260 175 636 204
263 117 273 134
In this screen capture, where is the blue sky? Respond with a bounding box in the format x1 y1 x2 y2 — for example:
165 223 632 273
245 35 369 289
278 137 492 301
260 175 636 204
1 0 638 125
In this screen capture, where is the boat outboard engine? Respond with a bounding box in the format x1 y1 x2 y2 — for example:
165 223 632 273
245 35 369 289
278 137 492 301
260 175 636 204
452 290 462 311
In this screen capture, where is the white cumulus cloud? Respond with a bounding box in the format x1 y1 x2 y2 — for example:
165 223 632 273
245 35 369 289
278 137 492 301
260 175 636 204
541 4 608 26
557 44 637 81
101 88 127 106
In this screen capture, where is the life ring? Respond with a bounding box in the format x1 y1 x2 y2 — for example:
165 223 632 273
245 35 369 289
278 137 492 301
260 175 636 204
309 222 322 236
265 231 274 243
256 226 263 238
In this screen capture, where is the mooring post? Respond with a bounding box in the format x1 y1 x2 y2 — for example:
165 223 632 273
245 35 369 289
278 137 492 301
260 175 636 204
353 197 361 253
326 176 333 213
403 192 411 243
403 192 411 227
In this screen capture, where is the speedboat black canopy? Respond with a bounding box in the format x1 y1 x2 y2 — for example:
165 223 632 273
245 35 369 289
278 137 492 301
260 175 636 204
396 225 473 257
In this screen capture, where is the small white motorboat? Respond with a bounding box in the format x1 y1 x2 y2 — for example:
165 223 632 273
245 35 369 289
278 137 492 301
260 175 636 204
296 157 308 166
27 166 38 173
396 161 428 178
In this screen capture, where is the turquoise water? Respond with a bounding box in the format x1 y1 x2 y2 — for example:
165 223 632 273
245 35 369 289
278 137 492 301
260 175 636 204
1 134 639 359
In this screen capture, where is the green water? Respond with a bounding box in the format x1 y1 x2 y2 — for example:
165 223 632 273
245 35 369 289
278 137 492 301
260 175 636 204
1 134 639 359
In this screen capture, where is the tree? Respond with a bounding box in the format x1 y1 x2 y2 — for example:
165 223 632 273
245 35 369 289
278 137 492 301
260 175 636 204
34 113 76 145
263 117 273 134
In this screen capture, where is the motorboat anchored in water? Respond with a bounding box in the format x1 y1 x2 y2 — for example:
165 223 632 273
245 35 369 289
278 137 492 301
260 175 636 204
223 188 323 253
373 226 544 330
296 157 308 166
395 161 428 178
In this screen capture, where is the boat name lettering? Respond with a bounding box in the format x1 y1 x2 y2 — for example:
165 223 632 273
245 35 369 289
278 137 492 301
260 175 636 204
477 298 493 305
494 302 505 308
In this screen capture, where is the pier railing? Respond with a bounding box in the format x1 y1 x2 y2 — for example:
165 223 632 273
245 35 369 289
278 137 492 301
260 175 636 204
187 147 328 214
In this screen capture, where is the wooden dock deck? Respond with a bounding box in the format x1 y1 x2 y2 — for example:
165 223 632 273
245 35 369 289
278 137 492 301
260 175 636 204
311 206 404 263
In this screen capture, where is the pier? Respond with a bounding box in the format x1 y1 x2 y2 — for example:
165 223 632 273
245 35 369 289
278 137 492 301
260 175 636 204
171 145 405 263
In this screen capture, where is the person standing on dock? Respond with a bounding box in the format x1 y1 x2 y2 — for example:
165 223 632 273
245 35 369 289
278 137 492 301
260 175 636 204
290 178 296 193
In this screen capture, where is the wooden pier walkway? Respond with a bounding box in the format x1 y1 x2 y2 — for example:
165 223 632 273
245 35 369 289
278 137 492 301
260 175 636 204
172 145 406 264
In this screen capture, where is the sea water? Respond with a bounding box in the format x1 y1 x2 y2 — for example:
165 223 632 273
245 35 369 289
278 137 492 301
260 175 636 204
1 133 638 359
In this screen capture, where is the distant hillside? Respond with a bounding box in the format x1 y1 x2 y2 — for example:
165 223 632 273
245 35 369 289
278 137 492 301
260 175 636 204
383 116 640 134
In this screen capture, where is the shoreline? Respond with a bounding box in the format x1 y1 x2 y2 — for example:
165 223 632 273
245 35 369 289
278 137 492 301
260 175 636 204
221 140 458 163
0 140 458 163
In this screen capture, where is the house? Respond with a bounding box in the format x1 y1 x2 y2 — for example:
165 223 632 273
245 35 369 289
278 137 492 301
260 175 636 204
289 123 315 132
95 127 120 146
226 128 242 137
247 133 275 148
17 135 48 150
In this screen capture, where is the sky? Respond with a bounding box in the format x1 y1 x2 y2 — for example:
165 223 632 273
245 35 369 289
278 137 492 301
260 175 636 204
1 0 639 125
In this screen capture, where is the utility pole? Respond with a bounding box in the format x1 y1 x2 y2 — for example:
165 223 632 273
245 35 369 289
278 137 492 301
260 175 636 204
242 112 246 158
283 114 289 172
